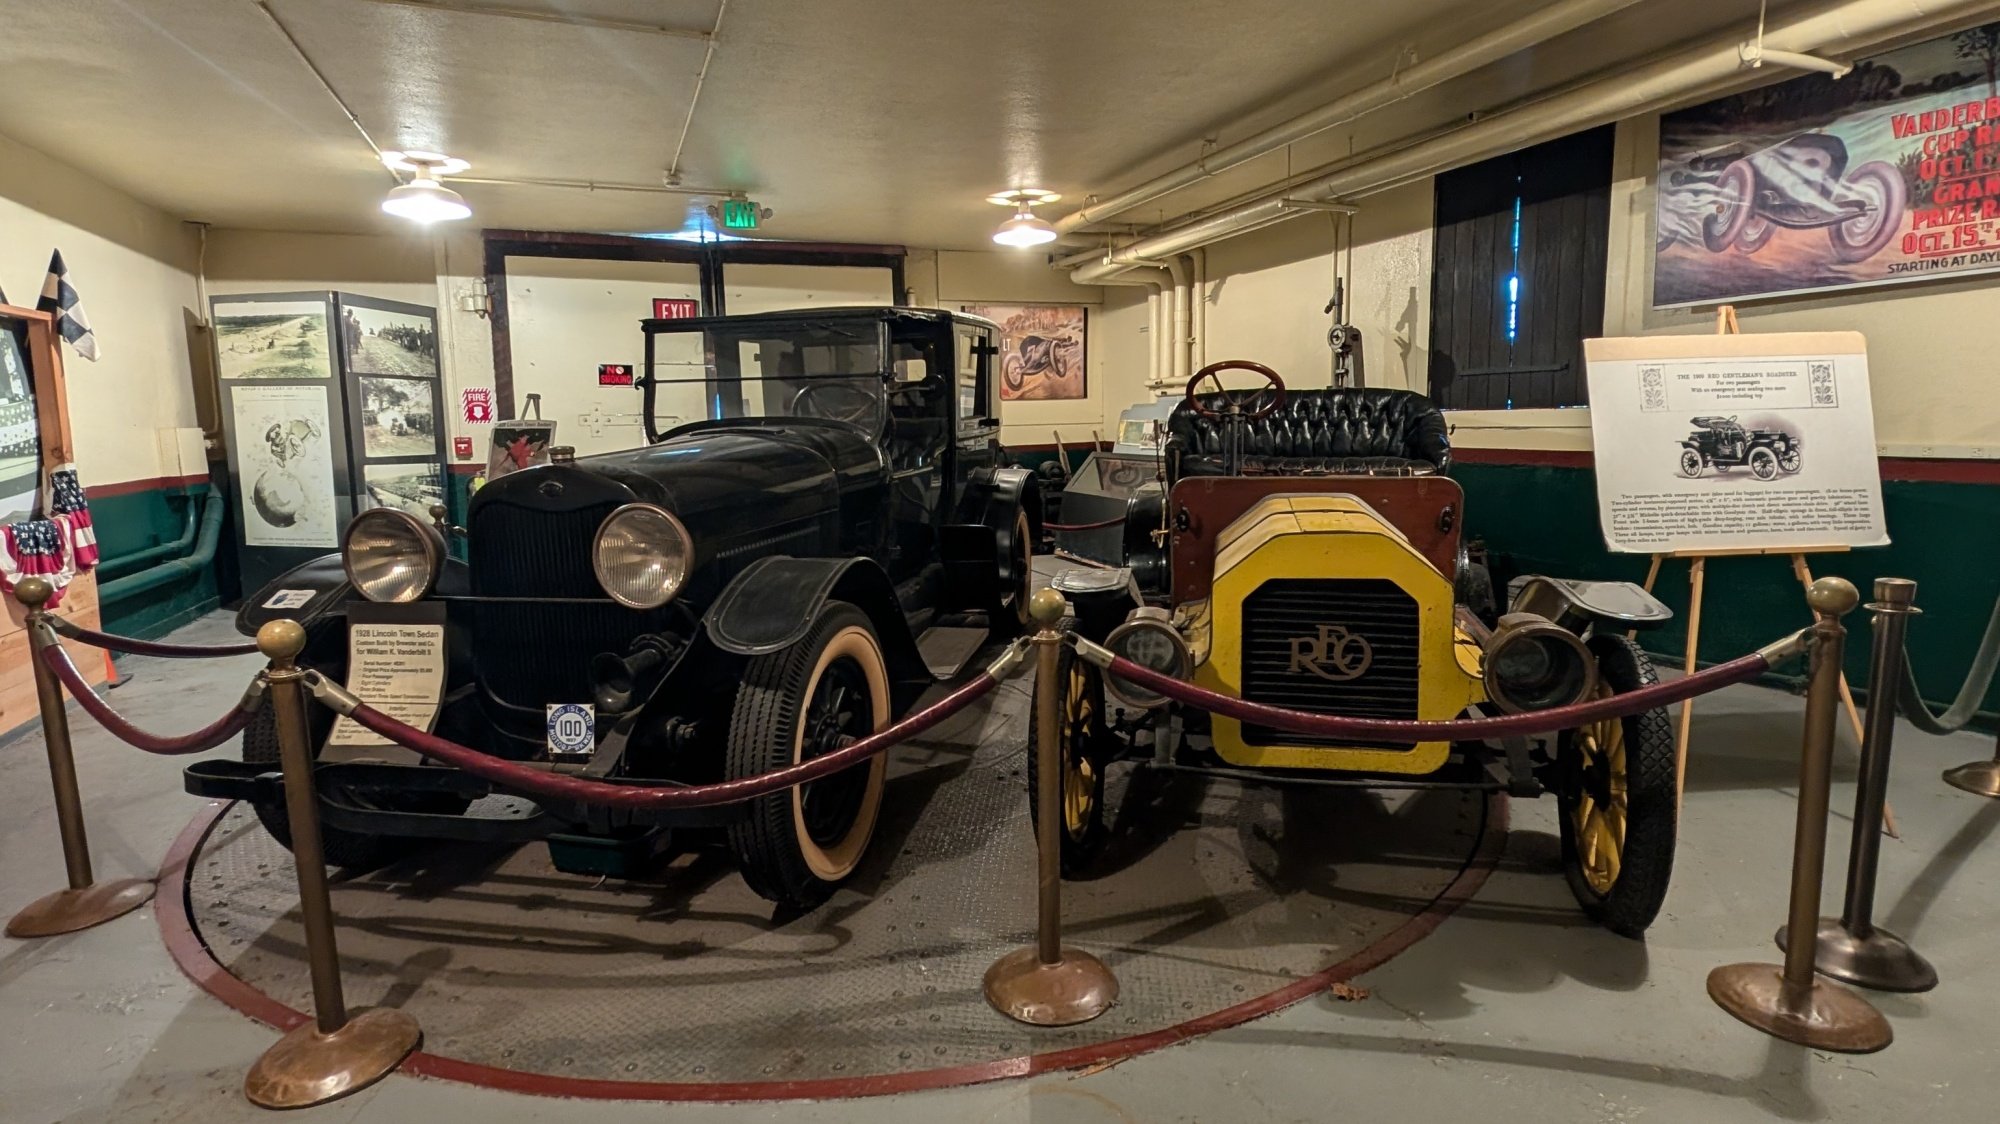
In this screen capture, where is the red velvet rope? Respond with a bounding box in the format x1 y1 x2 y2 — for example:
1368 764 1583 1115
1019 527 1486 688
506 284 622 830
1045 516 1128 531
1100 650 1773 741
338 671 1001 810
41 643 255 755
53 622 259 659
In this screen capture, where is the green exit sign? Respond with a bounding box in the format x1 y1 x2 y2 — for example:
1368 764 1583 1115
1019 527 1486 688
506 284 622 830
721 199 762 230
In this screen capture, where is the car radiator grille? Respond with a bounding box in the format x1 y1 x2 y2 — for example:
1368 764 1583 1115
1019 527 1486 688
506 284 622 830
1239 578 1421 750
469 499 638 708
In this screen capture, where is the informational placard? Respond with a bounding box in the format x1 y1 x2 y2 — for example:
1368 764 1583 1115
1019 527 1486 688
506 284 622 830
231 384 339 548
327 602 447 748
1583 332 1888 554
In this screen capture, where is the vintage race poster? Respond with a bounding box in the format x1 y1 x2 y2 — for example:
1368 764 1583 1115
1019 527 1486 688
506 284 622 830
1583 332 1888 555
1655 21 2000 306
962 303 1087 402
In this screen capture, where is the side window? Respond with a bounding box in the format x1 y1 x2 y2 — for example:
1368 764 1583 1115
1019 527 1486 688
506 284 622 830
955 327 991 436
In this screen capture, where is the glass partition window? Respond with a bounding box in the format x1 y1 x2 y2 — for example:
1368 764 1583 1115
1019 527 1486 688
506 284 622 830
649 322 888 436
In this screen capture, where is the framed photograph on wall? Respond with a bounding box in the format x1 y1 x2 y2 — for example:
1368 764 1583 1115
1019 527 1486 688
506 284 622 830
961 303 1087 402
213 296 335 380
0 315 42 521
358 376 439 458
362 462 446 521
340 302 439 377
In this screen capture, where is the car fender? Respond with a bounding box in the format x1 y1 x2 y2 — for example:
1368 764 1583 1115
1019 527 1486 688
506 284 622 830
702 555 929 684
234 553 471 635
941 465 1041 609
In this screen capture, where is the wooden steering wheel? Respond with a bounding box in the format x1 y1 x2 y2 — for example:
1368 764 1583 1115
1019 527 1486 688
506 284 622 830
1185 360 1286 422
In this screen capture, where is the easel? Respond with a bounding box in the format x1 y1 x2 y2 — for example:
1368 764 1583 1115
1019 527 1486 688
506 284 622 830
1636 305 1896 835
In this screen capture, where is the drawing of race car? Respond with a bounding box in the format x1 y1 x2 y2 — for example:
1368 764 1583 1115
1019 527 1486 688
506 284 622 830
1678 416 1801 480
1672 133 1906 263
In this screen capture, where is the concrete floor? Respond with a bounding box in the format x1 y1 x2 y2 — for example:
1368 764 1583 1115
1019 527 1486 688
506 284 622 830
5 610 2000 1123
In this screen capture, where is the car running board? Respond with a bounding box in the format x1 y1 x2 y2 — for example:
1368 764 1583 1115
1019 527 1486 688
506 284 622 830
916 625 989 679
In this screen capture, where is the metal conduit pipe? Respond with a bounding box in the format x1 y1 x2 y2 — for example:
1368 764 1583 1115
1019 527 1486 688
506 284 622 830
1071 0 1997 282
99 491 226 603
1077 262 1170 389
1053 0 1645 235
96 494 201 580
1164 256 1192 388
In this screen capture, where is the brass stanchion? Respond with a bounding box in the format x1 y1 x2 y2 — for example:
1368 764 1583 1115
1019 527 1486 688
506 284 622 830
1943 732 2000 799
243 620 420 1109
984 589 1119 1026
5 576 154 938
1708 577 1892 1052
1778 578 1936 992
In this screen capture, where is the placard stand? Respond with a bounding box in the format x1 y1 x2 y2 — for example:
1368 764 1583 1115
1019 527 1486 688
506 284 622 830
1632 306 1894 835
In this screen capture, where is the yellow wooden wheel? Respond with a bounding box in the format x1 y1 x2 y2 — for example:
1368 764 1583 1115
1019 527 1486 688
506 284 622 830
1571 698 1626 896
1061 659 1100 838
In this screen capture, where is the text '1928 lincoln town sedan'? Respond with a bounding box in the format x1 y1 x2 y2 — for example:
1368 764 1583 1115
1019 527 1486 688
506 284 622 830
188 307 1039 910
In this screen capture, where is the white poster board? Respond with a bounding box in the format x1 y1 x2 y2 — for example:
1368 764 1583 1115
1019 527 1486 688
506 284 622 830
231 383 339 548
1583 332 1888 555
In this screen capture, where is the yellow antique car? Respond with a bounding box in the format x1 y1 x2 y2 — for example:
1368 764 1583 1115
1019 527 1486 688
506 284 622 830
1039 361 1678 936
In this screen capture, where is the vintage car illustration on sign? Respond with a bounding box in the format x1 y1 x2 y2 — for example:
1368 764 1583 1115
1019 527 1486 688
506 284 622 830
1678 416 1802 480
1040 360 1680 936
189 308 1037 911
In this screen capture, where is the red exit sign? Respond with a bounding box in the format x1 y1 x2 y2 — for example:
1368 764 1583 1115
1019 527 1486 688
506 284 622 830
652 298 699 319
598 363 635 386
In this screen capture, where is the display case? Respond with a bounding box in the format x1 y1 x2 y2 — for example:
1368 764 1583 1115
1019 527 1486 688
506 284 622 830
214 292 444 594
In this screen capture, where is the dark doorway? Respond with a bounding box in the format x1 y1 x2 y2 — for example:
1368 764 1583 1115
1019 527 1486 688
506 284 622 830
1427 125 1615 411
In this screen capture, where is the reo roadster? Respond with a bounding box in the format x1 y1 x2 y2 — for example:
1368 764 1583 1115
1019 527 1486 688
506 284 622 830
1039 360 1680 936
189 307 1037 910
1679 416 1801 480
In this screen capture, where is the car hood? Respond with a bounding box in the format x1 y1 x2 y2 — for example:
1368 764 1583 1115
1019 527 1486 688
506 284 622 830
571 420 884 531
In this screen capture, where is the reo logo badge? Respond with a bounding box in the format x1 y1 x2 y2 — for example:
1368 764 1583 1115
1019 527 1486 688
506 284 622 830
546 703 595 757
1288 624 1374 682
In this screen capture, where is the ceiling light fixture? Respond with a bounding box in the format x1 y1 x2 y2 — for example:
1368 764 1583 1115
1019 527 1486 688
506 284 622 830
381 151 473 223
989 189 1061 247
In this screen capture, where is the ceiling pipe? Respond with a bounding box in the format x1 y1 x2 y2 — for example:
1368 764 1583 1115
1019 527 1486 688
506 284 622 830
1072 0 1998 285
351 0 715 39
1053 0 1644 235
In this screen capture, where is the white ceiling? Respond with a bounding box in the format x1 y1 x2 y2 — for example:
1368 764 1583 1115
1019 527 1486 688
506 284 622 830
0 0 1791 248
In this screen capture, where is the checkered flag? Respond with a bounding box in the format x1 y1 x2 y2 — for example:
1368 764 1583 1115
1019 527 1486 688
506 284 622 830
36 250 98 361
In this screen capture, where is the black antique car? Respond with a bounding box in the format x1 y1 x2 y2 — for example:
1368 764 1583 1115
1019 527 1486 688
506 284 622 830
189 307 1038 910
1678 415 1801 480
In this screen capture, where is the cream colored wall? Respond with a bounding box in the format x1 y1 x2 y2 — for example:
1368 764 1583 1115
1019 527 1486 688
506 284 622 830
1078 181 1435 441
203 229 439 307
1604 113 1999 460
908 249 1107 449
500 255 702 458
0 133 201 487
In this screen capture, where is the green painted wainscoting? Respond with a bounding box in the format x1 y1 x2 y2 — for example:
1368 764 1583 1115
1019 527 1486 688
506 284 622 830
91 480 227 639
1455 461 2000 726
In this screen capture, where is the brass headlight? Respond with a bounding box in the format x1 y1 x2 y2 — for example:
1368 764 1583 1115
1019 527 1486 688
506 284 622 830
343 508 443 603
1482 614 1597 714
1103 606 1191 710
592 503 692 609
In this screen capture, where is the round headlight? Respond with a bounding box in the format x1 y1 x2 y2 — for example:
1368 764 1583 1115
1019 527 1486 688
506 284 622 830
1482 615 1597 714
343 508 443 603
1103 606 1191 710
593 503 691 609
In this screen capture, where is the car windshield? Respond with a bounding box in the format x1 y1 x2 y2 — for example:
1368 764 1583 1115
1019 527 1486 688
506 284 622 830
648 319 888 437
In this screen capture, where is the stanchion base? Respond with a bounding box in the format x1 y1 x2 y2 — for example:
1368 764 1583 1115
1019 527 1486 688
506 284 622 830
1943 759 2000 799
1707 963 1892 1053
1777 918 1938 993
5 878 154 938
244 1008 421 1109
984 946 1119 1027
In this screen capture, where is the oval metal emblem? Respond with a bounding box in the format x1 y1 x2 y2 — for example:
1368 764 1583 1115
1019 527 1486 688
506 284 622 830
538 479 565 498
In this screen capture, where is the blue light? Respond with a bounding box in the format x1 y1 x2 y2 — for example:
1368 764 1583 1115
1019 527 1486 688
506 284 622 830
1502 194 1523 347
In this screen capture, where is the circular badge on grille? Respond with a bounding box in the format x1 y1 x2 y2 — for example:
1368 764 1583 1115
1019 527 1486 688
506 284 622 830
546 703 595 757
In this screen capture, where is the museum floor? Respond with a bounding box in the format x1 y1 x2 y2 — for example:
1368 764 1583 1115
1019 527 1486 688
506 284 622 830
5 607 2000 1123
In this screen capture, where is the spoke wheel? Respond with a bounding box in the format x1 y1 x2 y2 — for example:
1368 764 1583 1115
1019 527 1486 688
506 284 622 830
1678 449 1703 478
1028 628 1110 876
1557 635 1676 937
727 602 890 909
1749 446 1779 480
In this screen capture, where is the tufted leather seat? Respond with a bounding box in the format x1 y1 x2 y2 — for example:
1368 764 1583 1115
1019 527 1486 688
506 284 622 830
1167 387 1452 481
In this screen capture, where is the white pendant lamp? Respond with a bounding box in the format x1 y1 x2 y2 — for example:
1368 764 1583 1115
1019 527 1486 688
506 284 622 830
381 151 472 223
989 190 1061 247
